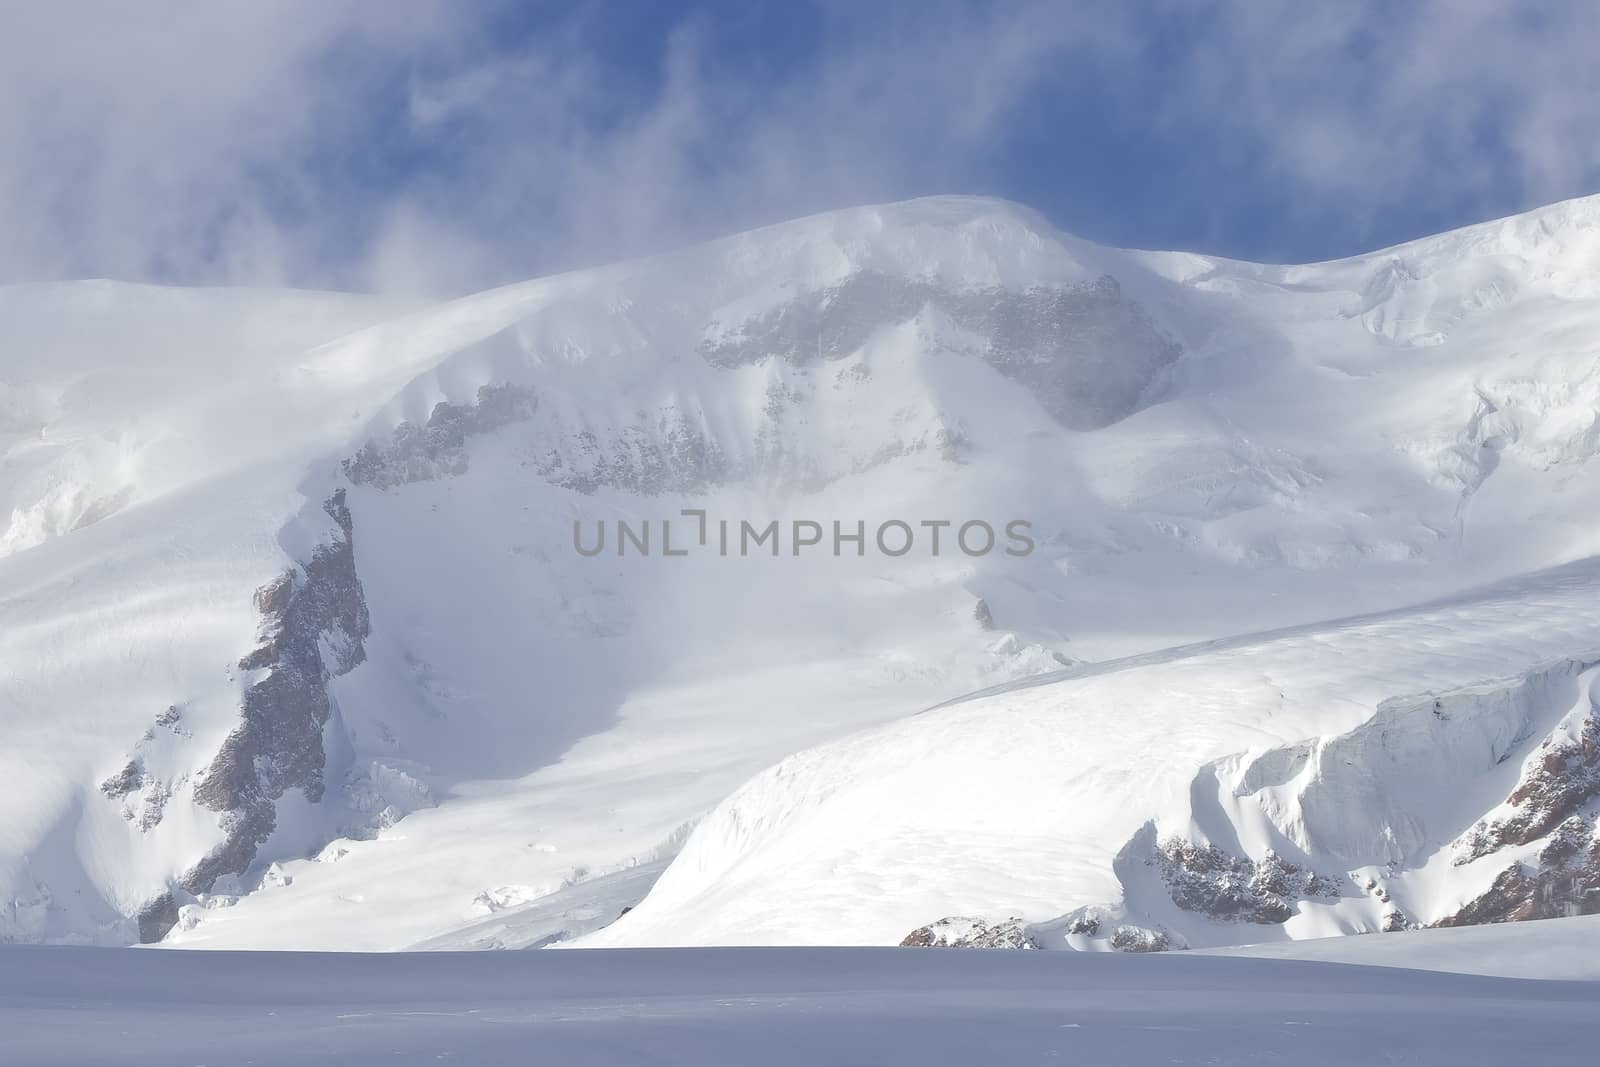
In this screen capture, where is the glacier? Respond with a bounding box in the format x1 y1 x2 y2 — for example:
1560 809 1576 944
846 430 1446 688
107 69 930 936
4 192 1600 958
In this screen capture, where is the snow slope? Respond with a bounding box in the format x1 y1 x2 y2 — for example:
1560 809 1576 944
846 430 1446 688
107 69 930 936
5 943 1598 1066
588 559 1600 948
1210 913 1600 981
5 193 1600 950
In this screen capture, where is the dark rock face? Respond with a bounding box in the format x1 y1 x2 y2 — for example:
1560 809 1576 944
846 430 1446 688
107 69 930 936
704 271 929 370
155 490 371 941
344 384 537 488
346 382 729 497
1456 711 1600 863
532 414 729 496
700 271 1180 430
1157 839 1340 924
136 893 179 945
99 707 194 844
900 916 1040 949
1437 816 1600 926
1437 706 1600 928
1065 914 1101 936
100 759 144 799
1108 925 1171 952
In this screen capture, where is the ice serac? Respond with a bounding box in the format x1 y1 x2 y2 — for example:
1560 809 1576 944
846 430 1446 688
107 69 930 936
147 490 370 942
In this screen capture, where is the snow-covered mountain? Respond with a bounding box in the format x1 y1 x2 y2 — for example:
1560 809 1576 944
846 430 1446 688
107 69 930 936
5 193 1600 950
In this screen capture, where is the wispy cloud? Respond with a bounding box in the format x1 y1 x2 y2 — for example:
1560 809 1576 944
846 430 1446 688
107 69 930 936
1 1 1598 294
1148 0 1600 257
0 1 467 287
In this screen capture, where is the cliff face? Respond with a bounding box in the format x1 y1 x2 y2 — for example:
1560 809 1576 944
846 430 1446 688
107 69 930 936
1437 704 1600 927
135 491 371 942
700 272 1178 431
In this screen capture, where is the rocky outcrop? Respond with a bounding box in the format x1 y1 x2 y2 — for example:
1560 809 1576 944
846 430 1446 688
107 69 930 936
898 912 1181 953
1108 925 1173 952
1437 816 1600 926
154 490 370 942
1423 687 1600 928
136 892 180 945
1456 709 1600 863
99 706 193 834
344 383 537 488
99 759 144 800
900 916 1040 949
347 383 733 497
700 271 1180 430
532 412 728 496
1156 839 1340 924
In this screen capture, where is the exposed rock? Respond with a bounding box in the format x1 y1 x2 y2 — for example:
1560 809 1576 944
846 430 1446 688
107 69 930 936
132 779 171 832
700 271 1180 430
100 756 172 833
1455 709 1600 863
533 411 728 496
349 380 733 498
704 271 927 370
1065 914 1101 936
1037 904 1179 952
1109 925 1173 952
900 916 1040 949
1437 816 1600 926
347 371 969 499
99 758 145 799
1382 907 1412 932
972 598 994 631
136 892 180 945
1157 839 1340 924
344 383 537 488
181 490 370 902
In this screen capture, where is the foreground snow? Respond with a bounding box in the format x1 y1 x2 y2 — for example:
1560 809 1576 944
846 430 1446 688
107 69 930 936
1210 913 1600 981
5 940 1598 1066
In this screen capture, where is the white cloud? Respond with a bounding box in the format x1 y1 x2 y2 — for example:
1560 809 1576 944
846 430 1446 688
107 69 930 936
2 2 1598 293
1153 0 1600 252
0 0 462 286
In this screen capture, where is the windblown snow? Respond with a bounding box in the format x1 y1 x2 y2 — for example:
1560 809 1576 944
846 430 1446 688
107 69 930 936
5 193 1600 954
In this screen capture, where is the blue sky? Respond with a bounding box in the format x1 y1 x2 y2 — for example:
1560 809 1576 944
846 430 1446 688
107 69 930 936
3 1 1599 294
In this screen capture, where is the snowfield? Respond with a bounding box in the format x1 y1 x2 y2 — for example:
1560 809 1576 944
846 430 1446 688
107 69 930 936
1209 912 1600 981
5 934 1600 1066
5 192 1600 959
